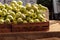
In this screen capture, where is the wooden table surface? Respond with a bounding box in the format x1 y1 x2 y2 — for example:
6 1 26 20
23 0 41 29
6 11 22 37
0 20 60 40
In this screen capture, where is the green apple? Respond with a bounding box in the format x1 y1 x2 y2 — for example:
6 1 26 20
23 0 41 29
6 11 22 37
2 8 7 12
0 3 5 9
2 12 7 16
29 19 34 23
16 12 21 18
6 12 10 15
26 3 31 10
20 6 26 13
32 5 38 11
5 18 11 24
36 10 41 14
20 14 26 19
34 19 40 22
37 14 44 19
23 20 28 23
11 1 17 5
42 13 46 17
26 17 32 21
13 20 17 24
7 15 13 20
26 11 32 17
31 13 37 19
38 4 47 10
0 17 4 20
30 9 34 13
5 4 12 10
10 3 15 8
0 19 4 24
8 10 15 17
17 18 23 23
12 7 19 12
37 14 46 22
17 1 23 5
33 4 38 7
0 10 2 16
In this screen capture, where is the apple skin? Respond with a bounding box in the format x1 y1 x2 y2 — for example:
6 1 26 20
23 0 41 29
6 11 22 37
8 10 15 17
17 18 23 23
11 1 17 5
0 3 5 9
2 12 7 16
20 14 26 19
7 15 13 20
26 3 32 10
23 20 28 23
32 5 38 11
16 12 21 18
5 4 13 10
2 8 7 12
34 19 40 22
0 10 2 16
0 19 4 24
17 1 23 5
38 4 47 10
29 19 34 23
5 18 11 24
30 9 34 13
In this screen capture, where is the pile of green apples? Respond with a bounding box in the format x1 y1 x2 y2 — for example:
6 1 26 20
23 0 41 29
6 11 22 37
0 1 48 24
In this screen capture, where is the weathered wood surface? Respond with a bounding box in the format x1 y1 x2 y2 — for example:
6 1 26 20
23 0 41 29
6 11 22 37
0 20 60 40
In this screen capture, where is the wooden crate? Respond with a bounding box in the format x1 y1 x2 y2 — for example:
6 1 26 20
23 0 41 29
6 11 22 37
0 24 11 33
12 22 49 32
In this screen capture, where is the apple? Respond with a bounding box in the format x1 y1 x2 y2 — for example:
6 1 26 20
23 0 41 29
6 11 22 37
34 19 40 22
29 19 34 23
0 17 4 20
7 15 13 20
37 14 46 22
8 10 15 17
23 20 28 23
16 12 21 18
17 1 23 5
26 11 33 17
36 10 40 14
20 6 26 13
0 19 4 24
13 20 17 24
0 5 5 9
32 5 38 11
5 18 11 24
0 3 5 9
30 9 34 13
26 17 31 21
26 3 31 10
20 14 26 19
2 8 7 12
33 4 38 7
6 12 10 15
37 14 44 19
31 13 37 19
0 10 2 16
2 12 7 16
17 18 23 23
5 4 12 10
10 3 15 8
38 4 47 10
42 13 46 17
11 1 17 5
